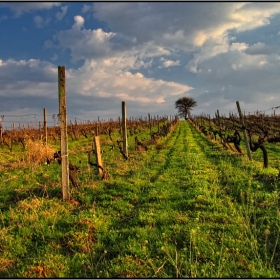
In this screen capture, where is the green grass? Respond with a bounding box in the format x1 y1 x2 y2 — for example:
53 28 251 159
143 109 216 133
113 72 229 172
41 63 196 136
0 121 279 277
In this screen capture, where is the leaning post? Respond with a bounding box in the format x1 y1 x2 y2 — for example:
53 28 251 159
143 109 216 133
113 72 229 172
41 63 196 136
58 66 70 200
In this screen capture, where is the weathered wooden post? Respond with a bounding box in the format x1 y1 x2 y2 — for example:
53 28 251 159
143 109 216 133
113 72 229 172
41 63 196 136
122 101 128 158
43 108 47 144
148 113 152 134
216 110 222 137
94 136 103 175
118 116 122 137
58 66 70 200
236 101 252 161
38 121 41 140
0 117 2 143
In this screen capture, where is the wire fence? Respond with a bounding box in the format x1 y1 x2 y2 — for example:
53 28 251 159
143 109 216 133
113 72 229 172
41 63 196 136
0 112 161 132
0 113 105 131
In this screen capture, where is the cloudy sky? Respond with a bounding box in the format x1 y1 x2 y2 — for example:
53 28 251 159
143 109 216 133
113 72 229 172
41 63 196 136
1 2 280 127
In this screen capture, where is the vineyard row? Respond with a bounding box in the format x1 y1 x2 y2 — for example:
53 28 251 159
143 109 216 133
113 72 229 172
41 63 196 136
190 102 280 170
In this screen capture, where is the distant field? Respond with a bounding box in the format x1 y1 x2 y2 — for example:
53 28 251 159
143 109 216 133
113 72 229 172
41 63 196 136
0 120 279 278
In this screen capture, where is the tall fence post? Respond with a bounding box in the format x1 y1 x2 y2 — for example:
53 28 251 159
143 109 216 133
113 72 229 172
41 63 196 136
43 108 47 144
94 136 103 175
38 121 41 140
117 116 121 137
216 110 222 137
148 113 152 134
0 117 2 143
236 101 252 161
58 66 70 200
122 101 128 158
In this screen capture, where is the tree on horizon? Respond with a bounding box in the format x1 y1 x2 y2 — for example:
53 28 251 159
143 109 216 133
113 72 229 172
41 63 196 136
175 97 197 120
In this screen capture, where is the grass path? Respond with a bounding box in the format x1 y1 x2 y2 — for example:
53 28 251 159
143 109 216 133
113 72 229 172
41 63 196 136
87 120 279 278
0 121 279 278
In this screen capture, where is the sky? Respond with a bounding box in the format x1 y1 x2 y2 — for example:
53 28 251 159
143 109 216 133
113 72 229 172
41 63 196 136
1 2 280 128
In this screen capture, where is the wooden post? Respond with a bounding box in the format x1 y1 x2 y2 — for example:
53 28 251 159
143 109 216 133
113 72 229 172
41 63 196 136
236 101 252 161
118 116 122 136
216 110 221 136
0 117 2 143
95 121 99 136
58 66 70 200
38 121 41 140
43 108 47 144
94 136 103 175
122 101 128 158
148 113 152 134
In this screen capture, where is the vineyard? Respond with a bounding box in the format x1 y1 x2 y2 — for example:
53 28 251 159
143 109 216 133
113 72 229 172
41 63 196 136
192 108 280 170
0 107 280 277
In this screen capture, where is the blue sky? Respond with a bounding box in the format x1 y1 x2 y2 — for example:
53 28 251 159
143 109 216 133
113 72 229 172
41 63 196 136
1 2 280 128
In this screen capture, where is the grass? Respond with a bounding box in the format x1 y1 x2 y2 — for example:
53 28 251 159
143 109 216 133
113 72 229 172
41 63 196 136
0 120 279 277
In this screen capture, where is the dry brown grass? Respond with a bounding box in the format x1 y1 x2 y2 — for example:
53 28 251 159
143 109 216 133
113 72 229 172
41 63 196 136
136 145 146 153
155 143 164 150
0 257 15 272
25 139 56 165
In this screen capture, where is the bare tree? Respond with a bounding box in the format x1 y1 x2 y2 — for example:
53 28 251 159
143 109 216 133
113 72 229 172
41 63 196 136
175 97 197 120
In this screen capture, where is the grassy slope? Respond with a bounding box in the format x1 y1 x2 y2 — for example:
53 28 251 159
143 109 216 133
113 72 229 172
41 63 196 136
0 121 279 277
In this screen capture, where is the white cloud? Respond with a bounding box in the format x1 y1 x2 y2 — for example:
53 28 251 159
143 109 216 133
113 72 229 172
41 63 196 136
230 42 248 51
81 4 92 14
53 17 167 63
93 3 279 48
34 15 51 29
44 40 55 49
0 59 57 98
186 35 229 73
66 57 193 105
44 3 280 117
56 6 68 22
92 2 280 72
0 2 61 17
159 58 180 68
3 2 280 120
54 27 115 61
244 42 280 55
190 43 280 111
72 15 85 30
0 55 193 121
